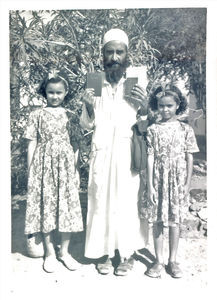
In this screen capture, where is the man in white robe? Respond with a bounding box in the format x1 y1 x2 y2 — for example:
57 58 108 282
80 29 148 276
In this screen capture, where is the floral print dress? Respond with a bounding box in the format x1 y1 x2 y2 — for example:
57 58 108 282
23 107 83 234
139 120 199 226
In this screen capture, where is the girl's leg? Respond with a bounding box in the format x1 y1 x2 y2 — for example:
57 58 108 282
145 222 164 278
168 225 180 262
43 232 55 257
43 232 59 273
59 232 71 257
153 222 164 264
167 225 182 278
58 232 81 271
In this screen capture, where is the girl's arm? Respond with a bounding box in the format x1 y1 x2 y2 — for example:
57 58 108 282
185 152 193 195
131 125 142 172
85 101 94 118
27 139 37 172
82 89 95 118
80 89 95 131
147 153 156 205
74 149 79 171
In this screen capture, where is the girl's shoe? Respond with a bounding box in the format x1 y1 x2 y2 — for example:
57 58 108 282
167 261 183 278
145 262 165 278
58 253 81 271
96 258 113 275
43 255 59 273
114 257 134 276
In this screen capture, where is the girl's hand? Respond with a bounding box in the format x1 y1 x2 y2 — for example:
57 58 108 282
27 139 37 175
74 150 79 169
27 163 32 175
148 185 157 206
126 84 148 110
82 88 95 106
139 170 147 185
184 184 190 197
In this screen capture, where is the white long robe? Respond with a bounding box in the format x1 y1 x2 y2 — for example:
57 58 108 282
80 72 148 258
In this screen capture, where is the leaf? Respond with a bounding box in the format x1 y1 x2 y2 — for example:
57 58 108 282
10 8 206 195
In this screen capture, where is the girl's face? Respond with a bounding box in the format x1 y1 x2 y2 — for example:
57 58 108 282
157 96 179 121
45 81 67 107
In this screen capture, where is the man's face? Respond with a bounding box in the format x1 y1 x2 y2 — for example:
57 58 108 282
103 40 128 83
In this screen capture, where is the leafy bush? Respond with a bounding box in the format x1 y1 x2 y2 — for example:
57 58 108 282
10 8 206 195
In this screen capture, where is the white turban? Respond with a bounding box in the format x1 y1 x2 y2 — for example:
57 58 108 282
102 28 129 47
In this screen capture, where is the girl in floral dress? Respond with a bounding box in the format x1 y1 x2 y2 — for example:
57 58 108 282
23 72 83 273
141 84 199 279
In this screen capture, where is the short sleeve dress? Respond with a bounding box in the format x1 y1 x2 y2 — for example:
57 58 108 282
139 120 199 226
23 107 83 234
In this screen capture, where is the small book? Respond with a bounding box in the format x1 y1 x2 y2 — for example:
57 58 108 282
124 77 138 97
86 72 103 97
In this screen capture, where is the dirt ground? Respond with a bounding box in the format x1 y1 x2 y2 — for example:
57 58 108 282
10 236 207 300
7 172 208 300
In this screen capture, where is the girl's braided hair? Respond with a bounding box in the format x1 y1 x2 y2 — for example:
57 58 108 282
149 83 188 115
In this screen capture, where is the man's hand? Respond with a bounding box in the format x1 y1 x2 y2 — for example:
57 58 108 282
82 88 95 106
82 88 95 117
125 84 148 111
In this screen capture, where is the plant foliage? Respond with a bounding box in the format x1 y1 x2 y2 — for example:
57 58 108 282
10 8 206 195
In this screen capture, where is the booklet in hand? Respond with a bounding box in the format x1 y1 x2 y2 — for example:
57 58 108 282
86 72 103 97
124 77 138 97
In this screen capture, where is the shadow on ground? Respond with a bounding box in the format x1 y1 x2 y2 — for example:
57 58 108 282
12 193 93 264
11 192 156 270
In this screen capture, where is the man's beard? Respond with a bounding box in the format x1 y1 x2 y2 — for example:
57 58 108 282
103 60 128 84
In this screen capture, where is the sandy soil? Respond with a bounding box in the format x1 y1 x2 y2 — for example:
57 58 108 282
5 171 207 300
10 237 207 300
9 190 208 300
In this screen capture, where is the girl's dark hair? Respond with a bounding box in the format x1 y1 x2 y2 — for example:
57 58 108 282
149 84 188 115
37 73 70 101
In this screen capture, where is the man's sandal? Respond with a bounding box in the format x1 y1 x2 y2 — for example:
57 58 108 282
96 258 113 275
145 262 165 278
114 257 134 276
